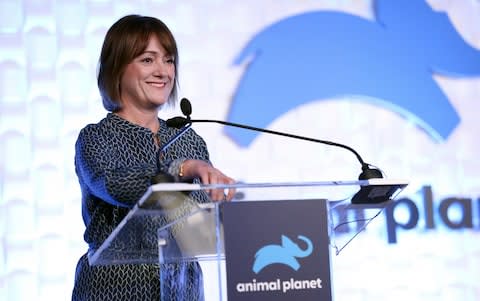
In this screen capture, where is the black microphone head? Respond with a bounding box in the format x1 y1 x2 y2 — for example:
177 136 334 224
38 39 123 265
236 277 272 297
180 98 192 117
166 116 189 128
358 164 383 180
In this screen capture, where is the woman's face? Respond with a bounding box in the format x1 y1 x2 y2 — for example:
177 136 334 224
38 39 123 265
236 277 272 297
119 35 175 111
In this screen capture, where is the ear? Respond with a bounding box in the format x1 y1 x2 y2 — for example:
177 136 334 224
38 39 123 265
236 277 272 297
281 235 295 248
375 0 433 27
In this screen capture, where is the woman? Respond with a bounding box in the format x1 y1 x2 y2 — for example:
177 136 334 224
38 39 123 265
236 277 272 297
72 14 235 300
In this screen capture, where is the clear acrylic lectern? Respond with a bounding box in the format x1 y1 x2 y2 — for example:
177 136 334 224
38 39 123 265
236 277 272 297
88 179 407 301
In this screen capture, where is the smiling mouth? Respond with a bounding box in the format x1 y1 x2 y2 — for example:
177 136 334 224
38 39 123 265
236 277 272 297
147 82 167 88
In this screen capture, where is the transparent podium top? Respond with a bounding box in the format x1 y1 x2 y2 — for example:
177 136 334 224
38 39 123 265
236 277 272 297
88 179 408 266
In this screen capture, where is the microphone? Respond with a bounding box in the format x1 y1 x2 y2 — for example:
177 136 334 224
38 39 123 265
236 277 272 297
167 98 383 181
166 98 404 204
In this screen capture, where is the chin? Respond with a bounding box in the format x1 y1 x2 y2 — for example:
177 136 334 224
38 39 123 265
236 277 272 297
152 99 169 108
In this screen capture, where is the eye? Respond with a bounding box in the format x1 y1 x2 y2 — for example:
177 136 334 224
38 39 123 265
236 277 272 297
141 57 154 63
165 56 175 64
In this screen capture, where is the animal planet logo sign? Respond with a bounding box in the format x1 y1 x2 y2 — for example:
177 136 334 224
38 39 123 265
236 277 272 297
226 0 480 146
252 235 313 274
236 235 323 294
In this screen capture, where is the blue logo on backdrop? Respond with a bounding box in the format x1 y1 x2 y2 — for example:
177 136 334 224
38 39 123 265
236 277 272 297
227 0 480 146
252 235 313 274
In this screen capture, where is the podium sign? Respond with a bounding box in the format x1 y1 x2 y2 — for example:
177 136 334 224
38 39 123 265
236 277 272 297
222 199 332 301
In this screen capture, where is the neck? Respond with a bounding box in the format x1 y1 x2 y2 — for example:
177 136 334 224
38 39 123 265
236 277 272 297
115 108 160 133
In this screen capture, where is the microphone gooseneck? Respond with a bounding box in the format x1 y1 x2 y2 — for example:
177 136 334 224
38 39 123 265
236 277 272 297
167 98 383 180
155 99 193 173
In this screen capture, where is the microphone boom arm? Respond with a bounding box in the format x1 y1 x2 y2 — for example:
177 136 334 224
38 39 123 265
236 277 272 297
195 119 365 166
166 97 382 180
184 118 368 169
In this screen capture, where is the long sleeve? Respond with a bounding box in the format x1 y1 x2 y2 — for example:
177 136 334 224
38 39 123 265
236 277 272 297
75 125 159 207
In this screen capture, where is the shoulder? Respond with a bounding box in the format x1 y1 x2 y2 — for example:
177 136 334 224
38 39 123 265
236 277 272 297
76 114 112 148
78 113 124 137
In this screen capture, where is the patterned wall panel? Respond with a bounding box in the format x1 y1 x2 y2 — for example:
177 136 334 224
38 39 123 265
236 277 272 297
0 0 479 300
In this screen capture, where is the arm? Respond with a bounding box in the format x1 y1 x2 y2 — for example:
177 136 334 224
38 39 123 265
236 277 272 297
171 128 236 201
75 125 158 207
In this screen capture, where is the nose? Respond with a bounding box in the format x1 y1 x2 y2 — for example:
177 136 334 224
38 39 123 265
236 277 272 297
153 61 168 76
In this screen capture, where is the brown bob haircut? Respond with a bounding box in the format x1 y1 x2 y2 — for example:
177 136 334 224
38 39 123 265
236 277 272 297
97 15 179 111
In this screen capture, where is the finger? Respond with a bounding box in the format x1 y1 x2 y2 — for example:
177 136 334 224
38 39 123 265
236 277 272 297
212 172 234 201
217 174 234 200
224 177 236 201
199 171 212 195
203 169 222 201
209 175 224 201
225 187 236 201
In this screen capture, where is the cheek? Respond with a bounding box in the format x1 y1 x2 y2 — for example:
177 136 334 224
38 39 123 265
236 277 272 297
120 69 134 88
120 73 133 92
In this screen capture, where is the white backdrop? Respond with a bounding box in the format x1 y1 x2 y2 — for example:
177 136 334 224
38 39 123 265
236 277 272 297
1 0 479 300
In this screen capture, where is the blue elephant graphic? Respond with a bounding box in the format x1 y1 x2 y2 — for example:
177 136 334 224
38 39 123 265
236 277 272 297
227 0 480 146
252 235 313 274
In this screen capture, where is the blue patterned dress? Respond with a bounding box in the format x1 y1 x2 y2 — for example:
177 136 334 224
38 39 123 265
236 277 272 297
72 113 210 301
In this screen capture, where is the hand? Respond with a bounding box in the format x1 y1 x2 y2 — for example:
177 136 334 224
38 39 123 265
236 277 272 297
181 159 236 202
